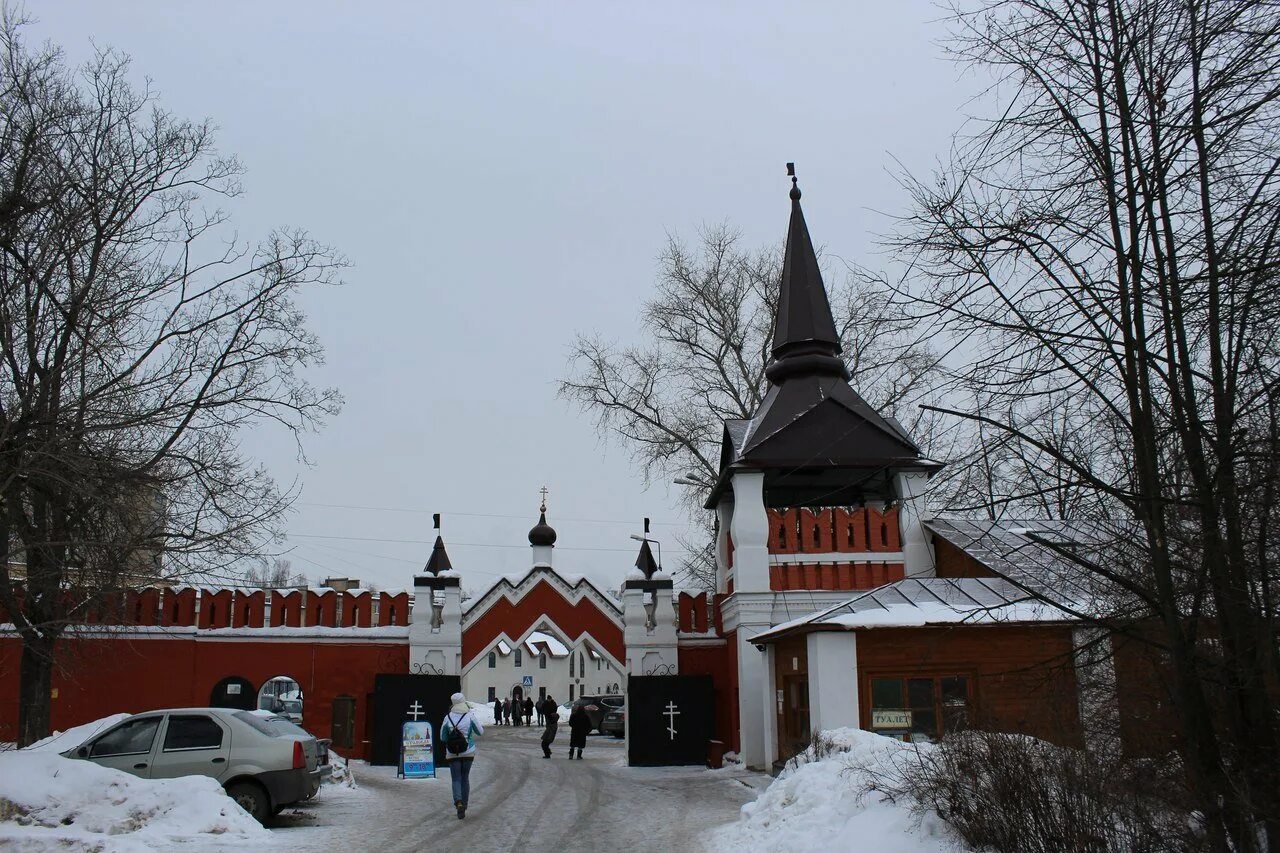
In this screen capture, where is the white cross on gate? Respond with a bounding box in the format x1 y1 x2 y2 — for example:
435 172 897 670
407 701 424 721
664 700 680 740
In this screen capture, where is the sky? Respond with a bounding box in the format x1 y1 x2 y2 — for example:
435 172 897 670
28 1 979 594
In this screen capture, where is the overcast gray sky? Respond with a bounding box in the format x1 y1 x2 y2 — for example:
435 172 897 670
31 1 977 594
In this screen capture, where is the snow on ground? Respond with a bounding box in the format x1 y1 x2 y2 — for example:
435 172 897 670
0 750 269 851
709 729 957 853
24 713 131 753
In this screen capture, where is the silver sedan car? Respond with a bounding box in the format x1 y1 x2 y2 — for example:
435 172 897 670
62 707 323 822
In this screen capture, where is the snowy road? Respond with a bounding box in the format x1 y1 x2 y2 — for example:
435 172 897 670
266 724 767 852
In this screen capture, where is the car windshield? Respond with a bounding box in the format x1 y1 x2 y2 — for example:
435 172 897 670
281 700 302 714
599 697 624 708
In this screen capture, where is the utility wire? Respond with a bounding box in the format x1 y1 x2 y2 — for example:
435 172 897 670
286 531 690 554
296 501 692 527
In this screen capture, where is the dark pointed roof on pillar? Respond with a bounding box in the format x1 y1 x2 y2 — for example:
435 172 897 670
634 538 659 579
705 167 940 509
416 513 460 588
528 504 557 548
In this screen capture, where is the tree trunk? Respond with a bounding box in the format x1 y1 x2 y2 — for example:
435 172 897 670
17 636 55 748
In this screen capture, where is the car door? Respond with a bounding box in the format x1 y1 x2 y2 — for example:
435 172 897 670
82 715 163 778
149 712 232 781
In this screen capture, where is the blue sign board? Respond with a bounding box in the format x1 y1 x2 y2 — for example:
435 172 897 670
400 721 435 779
522 675 533 687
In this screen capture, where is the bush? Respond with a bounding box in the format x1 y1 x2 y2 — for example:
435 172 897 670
864 731 1193 853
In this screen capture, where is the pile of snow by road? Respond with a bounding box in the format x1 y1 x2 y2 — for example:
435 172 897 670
0 750 270 851
709 728 955 853
1 713 270 850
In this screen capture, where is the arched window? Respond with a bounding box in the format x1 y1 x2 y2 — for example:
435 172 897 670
514 648 522 668
389 604 397 624
778 522 787 548
539 652 547 670
579 652 585 675
488 651 496 669
812 524 821 548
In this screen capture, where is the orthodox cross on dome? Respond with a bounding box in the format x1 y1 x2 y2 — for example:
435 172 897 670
664 700 680 740
529 489 557 547
407 700 424 721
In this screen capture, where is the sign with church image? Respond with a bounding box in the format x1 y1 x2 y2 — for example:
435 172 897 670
399 712 435 779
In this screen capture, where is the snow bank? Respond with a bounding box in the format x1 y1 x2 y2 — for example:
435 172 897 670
24 713 131 754
0 750 270 851
709 729 954 853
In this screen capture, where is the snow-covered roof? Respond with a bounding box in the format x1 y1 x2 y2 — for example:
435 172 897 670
753 577 1078 643
524 630 570 657
461 565 622 619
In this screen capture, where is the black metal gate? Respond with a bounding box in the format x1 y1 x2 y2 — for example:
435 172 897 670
370 673 461 766
627 674 714 766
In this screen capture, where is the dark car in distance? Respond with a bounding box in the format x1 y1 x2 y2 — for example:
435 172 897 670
572 694 624 734
601 705 625 738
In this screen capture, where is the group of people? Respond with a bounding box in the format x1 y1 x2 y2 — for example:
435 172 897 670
491 695 535 726
440 691 598 819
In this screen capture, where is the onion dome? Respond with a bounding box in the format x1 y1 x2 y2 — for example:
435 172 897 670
528 503 557 547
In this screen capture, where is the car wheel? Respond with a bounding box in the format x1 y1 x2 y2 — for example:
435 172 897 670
226 781 270 823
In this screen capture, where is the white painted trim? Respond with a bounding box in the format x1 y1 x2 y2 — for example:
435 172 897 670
461 566 622 626
768 552 904 565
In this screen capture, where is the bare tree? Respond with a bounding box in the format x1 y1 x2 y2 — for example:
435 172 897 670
240 558 308 590
0 19 342 746
896 0 1280 847
560 224 942 587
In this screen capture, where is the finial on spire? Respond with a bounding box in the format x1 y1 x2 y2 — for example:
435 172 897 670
538 485 549 513
787 162 800 200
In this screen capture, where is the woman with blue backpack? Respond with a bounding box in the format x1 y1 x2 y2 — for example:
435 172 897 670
440 692 484 819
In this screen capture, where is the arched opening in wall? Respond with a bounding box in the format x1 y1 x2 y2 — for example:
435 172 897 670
256 674 304 727
209 676 256 711
511 685 524 704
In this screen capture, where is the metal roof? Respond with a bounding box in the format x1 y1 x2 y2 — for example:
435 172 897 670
926 517 1107 603
753 576 1077 642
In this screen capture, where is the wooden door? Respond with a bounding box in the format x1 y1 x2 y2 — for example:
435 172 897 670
331 695 356 749
782 675 811 757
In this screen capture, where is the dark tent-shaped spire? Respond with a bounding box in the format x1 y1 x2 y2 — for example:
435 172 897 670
423 513 453 575
634 538 659 580
766 164 849 384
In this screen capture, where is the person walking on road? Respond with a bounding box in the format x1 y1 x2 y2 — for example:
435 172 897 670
523 696 534 726
568 702 592 760
493 696 503 726
540 695 559 758
441 692 484 820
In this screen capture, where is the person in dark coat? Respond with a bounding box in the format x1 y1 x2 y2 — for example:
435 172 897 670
536 696 545 726
523 696 534 726
493 697 503 725
568 703 592 759
501 698 511 725
540 696 559 758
